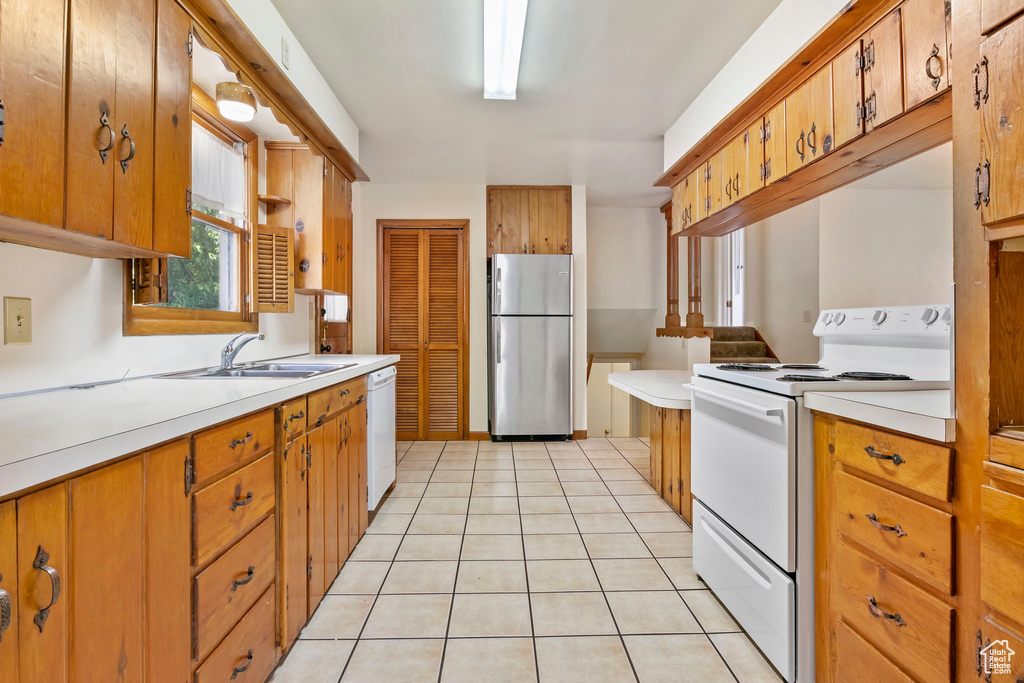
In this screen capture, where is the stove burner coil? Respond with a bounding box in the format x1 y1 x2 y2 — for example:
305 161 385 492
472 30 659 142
833 371 913 381
776 374 840 382
717 363 776 372
777 364 827 371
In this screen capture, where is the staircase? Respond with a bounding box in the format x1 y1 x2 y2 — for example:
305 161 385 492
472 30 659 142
709 327 779 364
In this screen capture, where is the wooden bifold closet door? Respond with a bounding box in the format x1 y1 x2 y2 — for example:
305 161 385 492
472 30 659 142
380 225 467 440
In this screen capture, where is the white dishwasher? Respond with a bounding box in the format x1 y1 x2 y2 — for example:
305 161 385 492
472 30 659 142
366 365 397 511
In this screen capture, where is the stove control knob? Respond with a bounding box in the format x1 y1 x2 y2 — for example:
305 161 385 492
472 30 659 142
821 312 833 325
921 307 939 325
872 310 887 325
941 307 952 324
833 312 846 325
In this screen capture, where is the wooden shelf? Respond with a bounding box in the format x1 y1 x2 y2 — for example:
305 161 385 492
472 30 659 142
258 194 291 207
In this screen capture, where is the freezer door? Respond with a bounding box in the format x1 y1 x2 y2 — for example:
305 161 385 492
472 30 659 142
491 315 572 436
491 254 572 315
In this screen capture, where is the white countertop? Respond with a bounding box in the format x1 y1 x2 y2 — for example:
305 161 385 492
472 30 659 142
607 370 692 410
0 354 398 498
804 389 955 443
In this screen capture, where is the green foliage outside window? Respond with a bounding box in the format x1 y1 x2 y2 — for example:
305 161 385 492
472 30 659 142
154 202 237 311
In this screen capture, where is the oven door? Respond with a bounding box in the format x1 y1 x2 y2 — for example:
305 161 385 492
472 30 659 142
689 376 796 570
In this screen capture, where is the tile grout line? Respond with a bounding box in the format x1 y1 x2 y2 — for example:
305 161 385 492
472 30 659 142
512 443 544 683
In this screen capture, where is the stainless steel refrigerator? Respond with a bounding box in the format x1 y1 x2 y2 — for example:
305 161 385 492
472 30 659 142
488 254 573 440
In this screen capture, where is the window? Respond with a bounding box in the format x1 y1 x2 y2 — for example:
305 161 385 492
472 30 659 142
124 86 258 335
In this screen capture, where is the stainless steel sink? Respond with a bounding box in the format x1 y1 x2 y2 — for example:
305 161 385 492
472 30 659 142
159 362 357 379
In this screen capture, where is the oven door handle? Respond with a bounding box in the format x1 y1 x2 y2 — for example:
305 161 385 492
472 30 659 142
684 384 785 417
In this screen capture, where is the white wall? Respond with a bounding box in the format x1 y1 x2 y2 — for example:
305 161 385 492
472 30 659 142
354 184 588 434
0 243 311 395
818 189 953 309
663 0 849 169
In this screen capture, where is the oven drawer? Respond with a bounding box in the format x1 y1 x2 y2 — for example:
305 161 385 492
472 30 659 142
833 542 953 683
834 470 953 594
834 420 952 501
693 500 795 682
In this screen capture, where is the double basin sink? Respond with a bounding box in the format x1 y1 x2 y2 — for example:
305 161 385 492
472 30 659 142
160 362 358 380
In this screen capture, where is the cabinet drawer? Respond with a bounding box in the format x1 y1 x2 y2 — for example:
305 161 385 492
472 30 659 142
834 542 952 683
194 585 276 683
835 619 913 682
834 470 953 593
834 420 952 501
281 397 308 433
193 410 275 487
194 516 276 661
981 483 1024 626
193 454 275 566
308 376 365 425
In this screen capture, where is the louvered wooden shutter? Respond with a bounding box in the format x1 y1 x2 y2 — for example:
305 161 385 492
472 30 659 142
384 230 422 438
132 258 169 304
253 224 294 313
425 232 462 437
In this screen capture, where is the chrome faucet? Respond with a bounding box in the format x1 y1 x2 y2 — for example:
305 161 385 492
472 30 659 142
220 333 265 370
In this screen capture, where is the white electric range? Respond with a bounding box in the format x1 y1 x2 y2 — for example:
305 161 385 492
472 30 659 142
687 304 952 682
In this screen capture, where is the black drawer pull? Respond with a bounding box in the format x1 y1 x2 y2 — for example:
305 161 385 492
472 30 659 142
230 492 253 511
230 566 255 591
866 595 906 626
340 389 350 397
865 513 907 537
288 410 305 424
230 431 254 449
230 649 255 679
864 445 905 466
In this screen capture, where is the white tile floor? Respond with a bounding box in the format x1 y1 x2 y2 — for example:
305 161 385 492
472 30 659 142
271 438 781 683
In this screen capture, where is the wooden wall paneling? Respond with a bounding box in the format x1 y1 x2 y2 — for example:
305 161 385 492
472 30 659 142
980 0 1024 34
786 65 835 172
979 16 1024 229
902 0 951 110
0 501 18 683
70 457 145 682
0 0 67 230
144 441 192 681
111 0 156 249
865 8 906 129
305 424 325 617
833 40 866 149
17 483 68 683
762 102 787 184
153 0 193 257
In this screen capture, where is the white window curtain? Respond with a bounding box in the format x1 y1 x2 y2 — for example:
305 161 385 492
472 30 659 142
191 122 246 221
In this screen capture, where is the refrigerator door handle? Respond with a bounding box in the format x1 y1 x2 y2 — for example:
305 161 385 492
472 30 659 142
496 323 502 364
495 267 502 312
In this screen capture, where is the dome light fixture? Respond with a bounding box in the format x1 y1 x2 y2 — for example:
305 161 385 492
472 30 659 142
215 81 257 122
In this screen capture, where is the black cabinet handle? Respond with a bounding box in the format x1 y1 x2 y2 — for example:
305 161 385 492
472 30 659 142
230 566 255 591
807 123 817 156
925 44 943 90
0 99 5 146
31 546 61 633
865 512 907 537
98 111 115 163
230 492 254 511
864 445 905 466
795 131 805 162
119 124 136 173
230 649 255 679
865 595 906 626
288 410 305 424
0 579 11 642
230 431 254 449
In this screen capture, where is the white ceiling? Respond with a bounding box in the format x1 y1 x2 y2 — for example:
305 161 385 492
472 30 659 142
270 0 782 207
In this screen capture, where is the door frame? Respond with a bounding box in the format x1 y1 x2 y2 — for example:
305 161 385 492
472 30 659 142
376 219 470 440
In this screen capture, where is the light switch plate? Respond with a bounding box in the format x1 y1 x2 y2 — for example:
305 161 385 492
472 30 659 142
281 36 290 69
4 297 31 345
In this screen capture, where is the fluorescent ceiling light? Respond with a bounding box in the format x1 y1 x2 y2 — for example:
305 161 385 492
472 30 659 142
484 0 528 100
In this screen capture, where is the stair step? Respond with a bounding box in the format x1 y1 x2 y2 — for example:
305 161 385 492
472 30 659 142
710 340 768 358
709 356 780 365
710 326 757 342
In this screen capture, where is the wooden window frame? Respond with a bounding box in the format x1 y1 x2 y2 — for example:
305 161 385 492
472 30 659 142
376 219 470 440
123 86 259 336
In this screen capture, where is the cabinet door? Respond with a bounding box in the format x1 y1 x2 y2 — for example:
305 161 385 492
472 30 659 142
720 126 761 208
833 40 865 149
672 171 698 234
70 457 145 682
355 400 369 537
0 501 18 683
762 102 787 184
487 188 528 256
981 0 1024 34
306 424 326 616
696 157 722 220
902 0 950 109
979 15 1024 226
291 149 327 292
0 0 67 229
527 188 571 254
324 416 340 580
743 121 765 197
981 484 1024 626
786 65 834 171
17 483 68 683
153 0 193 257
719 135 743 209
279 409 308 650
144 441 191 681
347 411 360 549
337 413 352 563
864 9 904 130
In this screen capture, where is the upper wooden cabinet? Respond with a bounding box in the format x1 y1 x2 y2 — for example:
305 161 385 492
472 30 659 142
902 0 951 109
697 156 722 221
982 0 1024 33
0 0 67 232
863 9 905 130
485 186 571 256
978 13 1024 228
785 65 834 172
265 142 353 294
720 122 763 209
761 102 787 185
671 171 698 234
833 41 866 149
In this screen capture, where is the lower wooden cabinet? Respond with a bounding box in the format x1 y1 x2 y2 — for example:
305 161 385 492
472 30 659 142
648 406 692 524
0 501 19 683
